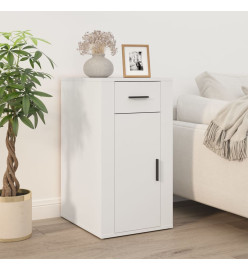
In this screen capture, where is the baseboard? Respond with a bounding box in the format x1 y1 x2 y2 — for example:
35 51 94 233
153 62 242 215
32 196 185 220
173 195 187 202
32 197 61 220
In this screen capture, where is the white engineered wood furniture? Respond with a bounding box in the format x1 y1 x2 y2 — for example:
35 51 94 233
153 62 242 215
61 78 173 238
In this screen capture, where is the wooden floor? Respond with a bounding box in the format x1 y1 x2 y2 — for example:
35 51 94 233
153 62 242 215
0 200 248 259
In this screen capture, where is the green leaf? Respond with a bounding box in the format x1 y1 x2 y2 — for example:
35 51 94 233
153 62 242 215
0 86 6 97
37 110 45 124
0 98 5 105
33 112 38 128
12 50 30 56
0 104 5 117
35 38 51 44
24 68 32 72
7 52 14 66
9 84 24 90
27 107 36 114
0 52 7 61
0 44 9 50
33 91 52 97
3 108 13 113
23 45 36 50
35 60 41 69
30 37 38 46
0 43 9 48
36 72 45 78
20 115 34 129
6 92 21 101
24 31 32 36
29 59 34 68
28 74 41 86
20 57 29 61
9 71 20 76
0 115 12 127
47 56 55 69
12 43 26 49
24 83 33 91
13 37 24 47
34 51 42 61
0 50 7 54
29 95 48 113
11 117 19 136
22 95 30 116
8 98 22 107
2 33 11 40
21 73 27 84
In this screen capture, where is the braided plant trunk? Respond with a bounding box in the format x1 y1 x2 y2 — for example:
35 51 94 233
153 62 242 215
1 122 19 197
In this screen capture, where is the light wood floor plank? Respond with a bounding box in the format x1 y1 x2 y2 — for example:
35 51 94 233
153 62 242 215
0 201 247 259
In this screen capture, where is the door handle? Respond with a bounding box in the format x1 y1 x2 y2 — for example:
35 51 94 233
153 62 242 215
128 96 149 99
156 159 159 181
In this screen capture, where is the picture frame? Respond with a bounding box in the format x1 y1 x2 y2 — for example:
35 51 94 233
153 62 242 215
122 44 151 78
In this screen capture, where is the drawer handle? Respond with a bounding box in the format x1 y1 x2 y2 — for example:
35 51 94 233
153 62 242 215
128 96 149 99
156 159 159 181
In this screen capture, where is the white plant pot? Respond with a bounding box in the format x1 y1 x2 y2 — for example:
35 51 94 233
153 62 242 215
83 54 114 78
0 189 32 242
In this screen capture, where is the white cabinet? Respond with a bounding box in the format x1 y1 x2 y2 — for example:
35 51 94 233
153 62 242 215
115 113 161 233
61 78 173 239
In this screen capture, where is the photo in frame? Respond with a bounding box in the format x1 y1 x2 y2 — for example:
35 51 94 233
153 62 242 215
122 44 151 78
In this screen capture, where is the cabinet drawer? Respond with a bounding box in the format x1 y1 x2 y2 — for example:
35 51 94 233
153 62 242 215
115 82 160 113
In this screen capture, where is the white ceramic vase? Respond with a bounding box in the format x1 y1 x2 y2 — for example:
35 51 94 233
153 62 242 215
0 189 32 242
83 54 114 78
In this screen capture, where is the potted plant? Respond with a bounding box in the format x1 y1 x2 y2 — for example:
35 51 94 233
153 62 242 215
0 30 54 242
78 30 117 78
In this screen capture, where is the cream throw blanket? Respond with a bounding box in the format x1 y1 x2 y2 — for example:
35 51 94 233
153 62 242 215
204 95 248 161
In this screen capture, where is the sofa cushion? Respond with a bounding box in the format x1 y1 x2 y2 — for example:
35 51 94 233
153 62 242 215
177 94 228 125
242 86 248 95
195 72 248 100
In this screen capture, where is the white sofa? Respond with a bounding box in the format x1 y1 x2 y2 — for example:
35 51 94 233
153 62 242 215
173 94 248 218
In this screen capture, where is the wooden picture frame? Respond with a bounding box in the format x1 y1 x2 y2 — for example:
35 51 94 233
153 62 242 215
122 44 151 78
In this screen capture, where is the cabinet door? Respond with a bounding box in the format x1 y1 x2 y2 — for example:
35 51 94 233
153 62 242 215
115 113 161 233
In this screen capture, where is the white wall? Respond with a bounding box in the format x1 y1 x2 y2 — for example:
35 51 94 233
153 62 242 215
0 11 248 219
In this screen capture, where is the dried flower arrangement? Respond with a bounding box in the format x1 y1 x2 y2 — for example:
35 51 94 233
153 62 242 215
78 30 117 56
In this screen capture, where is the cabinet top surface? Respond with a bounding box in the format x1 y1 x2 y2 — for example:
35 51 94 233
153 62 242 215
61 77 172 82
